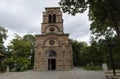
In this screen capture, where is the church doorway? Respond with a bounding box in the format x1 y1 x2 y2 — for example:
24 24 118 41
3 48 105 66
48 59 56 70
47 50 56 70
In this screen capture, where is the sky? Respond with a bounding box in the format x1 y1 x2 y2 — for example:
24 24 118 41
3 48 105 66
0 0 91 46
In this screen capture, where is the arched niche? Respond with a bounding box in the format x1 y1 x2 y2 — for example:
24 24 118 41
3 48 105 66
45 25 60 33
44 39 59 46
46 50 56 57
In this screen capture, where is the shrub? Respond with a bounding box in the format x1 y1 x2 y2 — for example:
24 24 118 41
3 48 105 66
4 57 15 71
15 58 30 71
0 62 7 72
84 65 102 70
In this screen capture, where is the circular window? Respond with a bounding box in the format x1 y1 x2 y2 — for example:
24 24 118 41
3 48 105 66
49 27 54 32
49 40 55 45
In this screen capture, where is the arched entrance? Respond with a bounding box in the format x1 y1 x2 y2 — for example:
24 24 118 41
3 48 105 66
47 50 56 70
48 59 56 70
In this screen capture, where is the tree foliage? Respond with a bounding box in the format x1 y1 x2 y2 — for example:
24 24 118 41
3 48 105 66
0 26 7 44
0 26 7 55
0 26 7 72
23 34 35 69
4 57 15 71
70 37 120 69
9 34 32 57
4 34 35 71
59 0 88 15
89 0 120 38
69 39 88 66
59 0 120 38
15 58 30 71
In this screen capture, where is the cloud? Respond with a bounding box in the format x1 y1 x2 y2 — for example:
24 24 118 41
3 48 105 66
63 10 91 39
0 0 41 33
0 0 91 46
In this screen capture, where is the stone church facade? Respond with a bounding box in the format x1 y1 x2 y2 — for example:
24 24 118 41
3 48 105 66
34 7 73 70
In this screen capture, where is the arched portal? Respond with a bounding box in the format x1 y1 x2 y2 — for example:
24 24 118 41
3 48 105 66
47 50 56 70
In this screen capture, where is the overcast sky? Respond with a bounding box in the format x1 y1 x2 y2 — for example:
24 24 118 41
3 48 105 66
0 0 91 46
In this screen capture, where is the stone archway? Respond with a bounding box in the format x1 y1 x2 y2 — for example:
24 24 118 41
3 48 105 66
47 50 56 70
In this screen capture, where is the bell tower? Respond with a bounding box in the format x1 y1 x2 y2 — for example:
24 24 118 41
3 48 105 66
41 7 63 34
34 7 73 71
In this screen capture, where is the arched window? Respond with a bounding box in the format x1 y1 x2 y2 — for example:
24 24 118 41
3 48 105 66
49 14 52 23
47 50 56 57
48 14 56 23
53 14 56 23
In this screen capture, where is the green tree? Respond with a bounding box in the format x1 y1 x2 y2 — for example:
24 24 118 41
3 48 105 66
89 0 120 38
59 0 88 15
15 58 30 71
59 0 120 38
89 37 104 65
0 26 7 55
0 26 7 44
69 39 88 66
4 57 15 71
0 26 7 72
7 34 33 71
89 36 120 69
23 34 35 69
10 34 32 57
104 36 120 69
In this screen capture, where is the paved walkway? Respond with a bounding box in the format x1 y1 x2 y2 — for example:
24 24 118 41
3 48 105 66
0 70 106 79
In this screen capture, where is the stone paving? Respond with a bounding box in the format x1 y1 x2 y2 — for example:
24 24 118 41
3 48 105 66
0 69 106 79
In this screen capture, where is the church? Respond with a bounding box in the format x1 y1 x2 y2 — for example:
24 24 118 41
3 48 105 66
34 7 73 70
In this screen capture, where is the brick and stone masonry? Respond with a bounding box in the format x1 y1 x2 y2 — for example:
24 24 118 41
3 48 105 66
34 7 73 70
